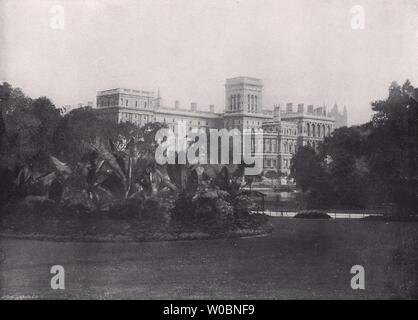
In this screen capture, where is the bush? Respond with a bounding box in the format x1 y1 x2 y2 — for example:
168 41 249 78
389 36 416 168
171 191 196 223
232 193 254 218
294 210 331 219
171 189 234 228
106 195 171 223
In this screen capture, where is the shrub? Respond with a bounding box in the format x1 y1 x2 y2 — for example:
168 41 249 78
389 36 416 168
294 210 331 219
107 195 171 223
232 193 254 218
171 189 234 228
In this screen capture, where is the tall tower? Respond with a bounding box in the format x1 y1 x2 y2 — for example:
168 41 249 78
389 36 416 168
225 77 263 114
343 105 348 125
154 88 162 109
223 77 270 132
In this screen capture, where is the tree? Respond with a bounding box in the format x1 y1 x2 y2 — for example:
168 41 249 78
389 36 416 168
0 83 61 171
367 80 418 216
290 146 323 192
291 80 418 215
319 125 370 208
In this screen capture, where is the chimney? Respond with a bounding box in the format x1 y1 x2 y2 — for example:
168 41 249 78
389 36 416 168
307 105 314 113
174 100 179 109
191 102 197 112
297 103 304 113
273 104 281 121
209 104 215 113
286 103 293 113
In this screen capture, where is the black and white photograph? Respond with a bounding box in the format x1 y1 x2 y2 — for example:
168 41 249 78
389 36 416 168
0 0 417 304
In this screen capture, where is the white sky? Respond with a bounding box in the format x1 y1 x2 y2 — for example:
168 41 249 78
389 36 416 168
1 0 418 125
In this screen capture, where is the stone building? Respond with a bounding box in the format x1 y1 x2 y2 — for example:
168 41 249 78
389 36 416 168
328 103 348 128
280 103 335 151
94 77 338 180
96 88 223 134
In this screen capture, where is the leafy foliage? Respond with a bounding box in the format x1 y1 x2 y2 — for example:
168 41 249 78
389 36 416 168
291 80 418 215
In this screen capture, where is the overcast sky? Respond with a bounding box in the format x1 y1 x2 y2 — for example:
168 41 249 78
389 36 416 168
1 0 417 125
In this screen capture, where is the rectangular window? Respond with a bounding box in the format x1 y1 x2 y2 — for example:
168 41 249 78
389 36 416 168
266 139 271 152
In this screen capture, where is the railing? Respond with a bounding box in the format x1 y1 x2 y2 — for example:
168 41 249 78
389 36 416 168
252 209 383 219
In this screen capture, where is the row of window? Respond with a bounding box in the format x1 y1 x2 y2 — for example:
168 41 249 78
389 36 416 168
264 159 277 168
119 112 152 124
282 127 298 136
282 141 296 154
263 125 298 136
121 98 150 108
230 94 259 112
263 158 294 170
263 139 297 154
264 139 277 153
305 123 332 137
161 118 209 126
97 97 151 109
225 120 261 126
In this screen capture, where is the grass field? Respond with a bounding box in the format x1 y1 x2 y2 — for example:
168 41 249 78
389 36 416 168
0 217 417 299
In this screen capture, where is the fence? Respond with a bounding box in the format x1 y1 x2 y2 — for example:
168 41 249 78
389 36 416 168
252 208 383 219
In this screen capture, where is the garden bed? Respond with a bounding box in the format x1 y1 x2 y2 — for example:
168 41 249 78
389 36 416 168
0 203 272 243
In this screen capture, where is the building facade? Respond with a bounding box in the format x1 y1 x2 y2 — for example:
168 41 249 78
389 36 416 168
95 77 337 180
96 88 223 133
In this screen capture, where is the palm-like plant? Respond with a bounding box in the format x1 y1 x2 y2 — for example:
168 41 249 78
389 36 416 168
87 123 178 201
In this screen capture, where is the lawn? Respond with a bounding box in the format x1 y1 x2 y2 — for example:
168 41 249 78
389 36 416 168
0 217 417 299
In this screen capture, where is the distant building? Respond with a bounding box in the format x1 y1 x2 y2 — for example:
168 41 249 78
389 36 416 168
328 103 348 128
94 77 338 179
264 103 335 176
95 88 222 131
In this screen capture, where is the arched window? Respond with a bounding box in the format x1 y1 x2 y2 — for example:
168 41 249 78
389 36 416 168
307 123 311 136
312 124 316 137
